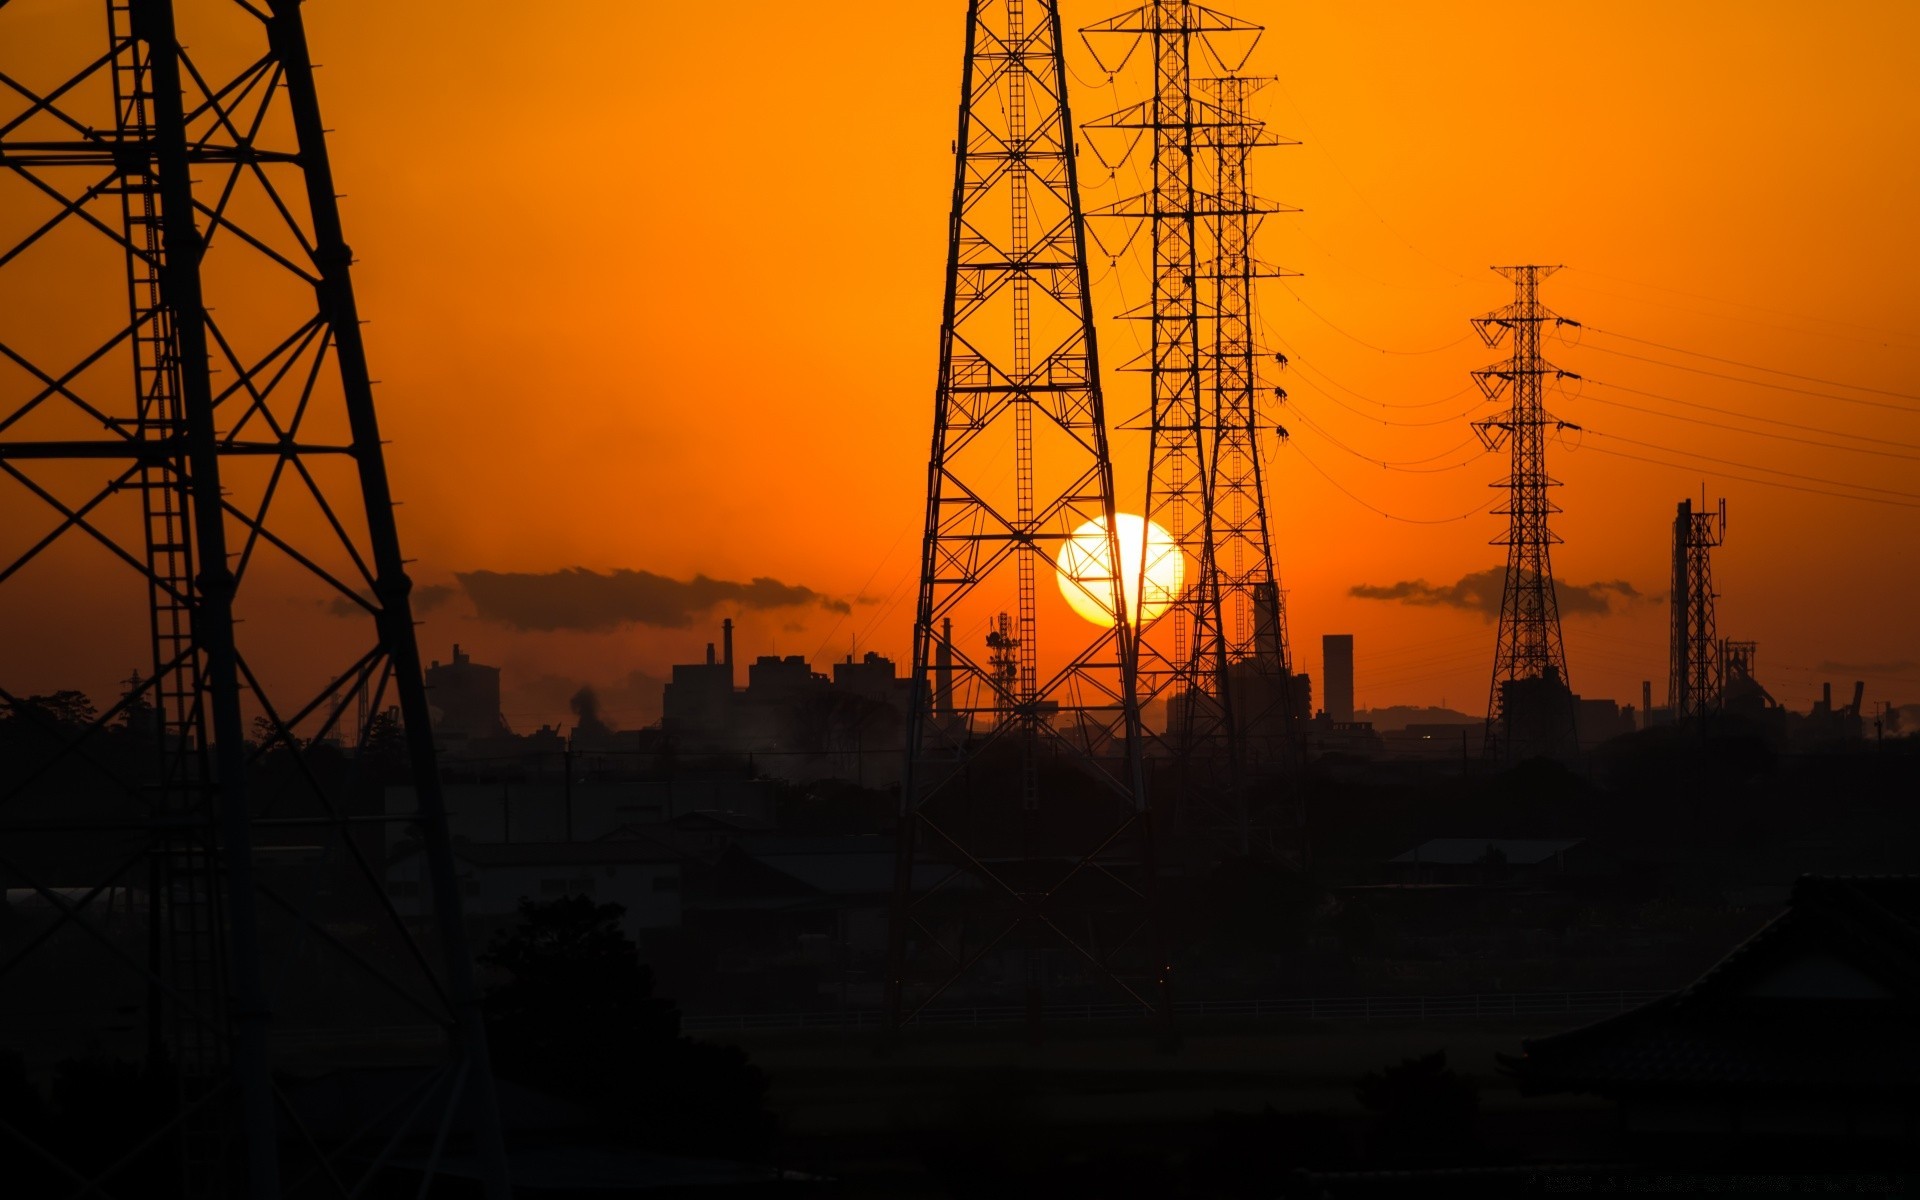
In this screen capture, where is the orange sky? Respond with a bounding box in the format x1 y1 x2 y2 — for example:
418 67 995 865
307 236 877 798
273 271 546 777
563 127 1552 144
5 1 1918 731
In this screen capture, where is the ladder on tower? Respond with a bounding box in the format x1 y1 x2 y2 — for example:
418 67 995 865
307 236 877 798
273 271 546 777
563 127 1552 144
108 3 232 1190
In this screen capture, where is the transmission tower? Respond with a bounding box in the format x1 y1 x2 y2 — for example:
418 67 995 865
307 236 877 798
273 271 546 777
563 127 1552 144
1670 496 1726 723
0 4 506 1196
887 0 1164 1034
1471 265 1582 763
1199 73 1298 780
1082 1 1273 810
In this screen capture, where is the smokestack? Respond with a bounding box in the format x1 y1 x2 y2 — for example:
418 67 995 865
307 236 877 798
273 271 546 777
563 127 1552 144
1641 680 1652 729
722 617 735 684
706 642 715 666
935 617 954 716
1823 681 1832 711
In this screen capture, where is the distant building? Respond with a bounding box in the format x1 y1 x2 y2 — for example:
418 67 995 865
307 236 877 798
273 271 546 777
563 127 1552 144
1322 634 1354 723
385 838 683 939
662 618 735 747
1387 837 1602 885
424 644 507 748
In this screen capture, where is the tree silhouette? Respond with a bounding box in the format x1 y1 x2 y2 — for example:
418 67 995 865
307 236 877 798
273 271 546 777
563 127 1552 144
1354 1050 1481 1166
481 896 774 1160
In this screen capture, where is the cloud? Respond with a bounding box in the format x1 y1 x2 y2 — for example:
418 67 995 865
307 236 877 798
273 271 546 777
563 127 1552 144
1816 659 1918 675
324 581 460 619
1350 567 1656 619
455 567 850 633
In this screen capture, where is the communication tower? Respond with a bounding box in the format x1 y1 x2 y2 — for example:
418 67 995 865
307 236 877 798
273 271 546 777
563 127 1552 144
0 3 506 1195
1670 497 1727 723
887 0 1164 1034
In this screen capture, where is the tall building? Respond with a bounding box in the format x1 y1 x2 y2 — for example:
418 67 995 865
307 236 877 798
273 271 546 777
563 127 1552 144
1323 634 1355 723
425 644 508 742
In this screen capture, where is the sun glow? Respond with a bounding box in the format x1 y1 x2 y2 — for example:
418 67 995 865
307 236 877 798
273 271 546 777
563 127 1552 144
1054 513 1184 628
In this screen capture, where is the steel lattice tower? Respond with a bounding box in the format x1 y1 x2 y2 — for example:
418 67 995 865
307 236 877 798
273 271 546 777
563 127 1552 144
886 0 1164 1033
1670 497 1726 723
0 3 507 1196
1470 265 1581 762
1199 73 1297 774
1082 1 1268 795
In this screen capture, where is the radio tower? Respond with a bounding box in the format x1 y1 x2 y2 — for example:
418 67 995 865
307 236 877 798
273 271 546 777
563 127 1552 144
0 4 506 1196
887 0 1163 1034
1670 497 1726 723
1471 265 1582 763
1082 1 1270 804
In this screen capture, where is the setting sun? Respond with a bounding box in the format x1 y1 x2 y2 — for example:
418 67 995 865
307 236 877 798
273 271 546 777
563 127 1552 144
1054 513 1184 629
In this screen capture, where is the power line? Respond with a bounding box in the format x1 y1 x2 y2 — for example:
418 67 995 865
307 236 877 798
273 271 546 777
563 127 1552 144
1289 409 1480 470
1582 430 1920 501
1287 361 1487 425
1586 378 1920 452
1289 442 1487 524
1563 266 1920 346
1575 441 1920 511
1580 341 1920 415
1580 385 1920 463
1277 283 1474 355
1586 325 1920 403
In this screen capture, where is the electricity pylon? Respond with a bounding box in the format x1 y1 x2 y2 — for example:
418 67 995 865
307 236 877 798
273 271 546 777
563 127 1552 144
0 3 506 1195
1199 73 1299 794
1082 0 1275 815
1471 265 1582 763
886 0 1165 1035
1670 496 1726 723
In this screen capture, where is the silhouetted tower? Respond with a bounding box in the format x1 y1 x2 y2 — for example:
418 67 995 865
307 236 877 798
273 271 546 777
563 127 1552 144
1090 2 1267 768
1670 497 1726 723
1201 72 1298 766
888 0 1162 1033
0 5 506 1196
1471 265 1582 762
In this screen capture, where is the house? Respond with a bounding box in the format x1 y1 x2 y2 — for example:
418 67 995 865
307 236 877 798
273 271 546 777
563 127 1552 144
386 839 682 939
1385 838 1603 885
1504 875 1920 1168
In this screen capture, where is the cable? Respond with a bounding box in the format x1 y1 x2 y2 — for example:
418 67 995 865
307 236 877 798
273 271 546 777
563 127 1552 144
1579 342 1920 415
1262 311 1481 410
1277 283 1475 355
1265 76 1468 286
1580 386 1920 463
1563 266 1920 345
1289 443 1488 524
1290 410 1483 472
1290 368 1489 427
1585 326 1920 403
1587 378 1920 453
1575 442 1920 511
1582 430 1920 501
